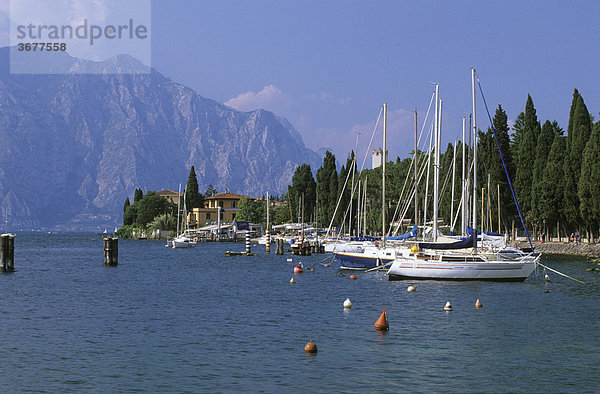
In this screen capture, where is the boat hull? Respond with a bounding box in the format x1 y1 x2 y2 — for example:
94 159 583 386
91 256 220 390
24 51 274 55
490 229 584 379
334 250 394 270
387 258 536 281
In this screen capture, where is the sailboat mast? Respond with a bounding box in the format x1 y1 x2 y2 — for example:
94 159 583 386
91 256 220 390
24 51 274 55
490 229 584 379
461 117 466 235
382 103 387 247
450 140 457 234
414 109 418 228
266 190 269 232
176 183 181 236
471 67 478 253
433 85 440 242
497 184 501 234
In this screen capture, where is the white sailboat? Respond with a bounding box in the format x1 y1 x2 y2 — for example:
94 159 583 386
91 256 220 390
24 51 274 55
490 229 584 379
386 70 539 281
169 184 197 249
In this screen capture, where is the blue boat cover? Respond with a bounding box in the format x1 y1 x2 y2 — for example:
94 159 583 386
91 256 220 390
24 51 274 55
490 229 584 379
387 225 418 241
419 233 476 250
349 236 379 241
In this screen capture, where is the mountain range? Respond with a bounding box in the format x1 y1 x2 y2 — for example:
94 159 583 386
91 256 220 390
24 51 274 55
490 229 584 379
0 47 322 230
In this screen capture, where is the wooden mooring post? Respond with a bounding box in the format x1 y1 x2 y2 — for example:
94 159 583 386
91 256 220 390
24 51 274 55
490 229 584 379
1 234 15 272
275 238 284 255
103 237 118 266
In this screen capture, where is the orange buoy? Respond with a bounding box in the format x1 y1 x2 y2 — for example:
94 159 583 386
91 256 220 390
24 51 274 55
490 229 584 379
324 263 330 267
475 298 483 308
294 264 303 274
374 308 389 331
349 274 357 280
304 340 318 353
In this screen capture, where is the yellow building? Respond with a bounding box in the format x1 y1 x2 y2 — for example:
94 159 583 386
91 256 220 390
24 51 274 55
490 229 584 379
156 189 181 205
188 192 254 227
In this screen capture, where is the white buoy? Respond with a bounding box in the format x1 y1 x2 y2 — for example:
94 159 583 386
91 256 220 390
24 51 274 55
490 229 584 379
289 277 295 284
407 285 416 292
475 298 483 308
443 301 453 311
343 298 352 308
545 273 551 283
287 258 293 262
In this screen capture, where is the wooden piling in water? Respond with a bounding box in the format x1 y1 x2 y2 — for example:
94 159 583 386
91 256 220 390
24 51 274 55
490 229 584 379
1 234 15 272
103 237 118 266
275 238 284 255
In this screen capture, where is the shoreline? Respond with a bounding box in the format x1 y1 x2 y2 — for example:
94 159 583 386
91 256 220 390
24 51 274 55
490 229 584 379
525 241 600 258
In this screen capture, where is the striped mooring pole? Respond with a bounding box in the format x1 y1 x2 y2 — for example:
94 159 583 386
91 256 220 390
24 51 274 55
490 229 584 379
245 231 251 254
265 228 270 253
0 233 15 272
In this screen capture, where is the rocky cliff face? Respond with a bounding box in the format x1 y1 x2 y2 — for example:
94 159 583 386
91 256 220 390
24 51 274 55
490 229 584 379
0 47 321 229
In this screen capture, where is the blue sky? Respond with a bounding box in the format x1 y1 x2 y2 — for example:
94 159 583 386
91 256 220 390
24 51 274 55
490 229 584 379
3 0 600 166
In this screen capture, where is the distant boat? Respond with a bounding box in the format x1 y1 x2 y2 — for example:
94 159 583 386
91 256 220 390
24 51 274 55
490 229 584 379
168 184 197 249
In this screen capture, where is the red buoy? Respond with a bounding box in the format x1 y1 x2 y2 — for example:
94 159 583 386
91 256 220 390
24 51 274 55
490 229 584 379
374 308 389 331
294 264 303 274
349 274 357 280
304 339 318 353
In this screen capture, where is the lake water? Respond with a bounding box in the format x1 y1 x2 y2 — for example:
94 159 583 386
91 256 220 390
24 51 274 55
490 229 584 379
1 232 599 392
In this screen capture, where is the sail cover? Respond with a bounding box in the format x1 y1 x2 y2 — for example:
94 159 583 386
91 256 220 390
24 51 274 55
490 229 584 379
418 233 476 250
387 225 418 241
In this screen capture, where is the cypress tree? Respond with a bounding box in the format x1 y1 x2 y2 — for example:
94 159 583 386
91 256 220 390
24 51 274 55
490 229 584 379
563 93 592 229
336 152 356 227
539 133 566 235
514 95 541 219
123 197 131 214
510 112 526 163
566 89 581 138
185 166 204 209
290 164 316 223
531 120 559 222
578 122 600 242
484 105 515 231
316 151 338 229
134 188 144 203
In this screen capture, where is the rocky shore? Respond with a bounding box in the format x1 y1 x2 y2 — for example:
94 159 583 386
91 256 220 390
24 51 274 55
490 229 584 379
526 241 600 258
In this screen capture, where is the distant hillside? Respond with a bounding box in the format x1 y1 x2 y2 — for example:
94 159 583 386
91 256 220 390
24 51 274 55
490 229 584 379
0 47 321 229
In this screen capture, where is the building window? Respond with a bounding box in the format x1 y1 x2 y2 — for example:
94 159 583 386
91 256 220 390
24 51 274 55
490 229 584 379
232 202 236 208
206 213 210 220
219 201 224 208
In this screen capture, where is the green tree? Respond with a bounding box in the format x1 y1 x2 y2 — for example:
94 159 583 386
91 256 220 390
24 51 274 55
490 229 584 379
564 92 592 230
185 166 204 209
205 184 217 197
148 213 178 232
272 202 291 224
336 152 356 229
123 204 137 226
236 197 264 224
316 151 338 229
134 188 144 203
136 192 176 228
531 120 560 223
578 121 600 242
289 164 317 223
514 95 541 220
539 133 566 236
